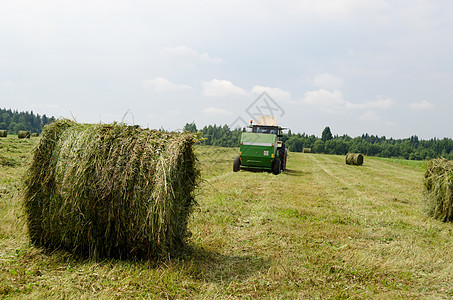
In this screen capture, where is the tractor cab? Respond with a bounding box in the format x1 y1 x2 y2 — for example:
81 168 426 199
246 125 279 135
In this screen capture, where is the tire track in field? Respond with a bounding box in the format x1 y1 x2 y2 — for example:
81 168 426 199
304 154 423 207
305 154 367 199
366 158 423 183
308 154 422 190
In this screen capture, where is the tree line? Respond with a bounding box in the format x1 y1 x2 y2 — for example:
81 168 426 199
0 108 56 134
184 122 453 161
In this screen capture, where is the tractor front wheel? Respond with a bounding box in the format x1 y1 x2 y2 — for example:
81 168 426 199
272 158 281 175
233 156 241 172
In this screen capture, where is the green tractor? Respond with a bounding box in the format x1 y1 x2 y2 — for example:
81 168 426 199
233 118 287 175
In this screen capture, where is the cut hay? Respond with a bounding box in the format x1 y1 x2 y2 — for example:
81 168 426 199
0 154 20 167
0 130 7 137
345 153 364 166
23 119 200 259
423 158 453 222
302 148 311 153
18 130 30 139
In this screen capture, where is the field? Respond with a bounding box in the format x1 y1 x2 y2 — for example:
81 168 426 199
1 136 453 299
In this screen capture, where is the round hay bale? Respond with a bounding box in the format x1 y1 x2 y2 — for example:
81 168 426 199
18 130 30 139
345 153 364 166
23 119 200 259
302 148 311 153
31 132 39 137
0 130 7 137
423 158 453 222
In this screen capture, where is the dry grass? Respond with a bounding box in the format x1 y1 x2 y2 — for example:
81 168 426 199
424 158 453 222
17 131 30 139
1 141 453 298
23 120 199 259
346 153 364 166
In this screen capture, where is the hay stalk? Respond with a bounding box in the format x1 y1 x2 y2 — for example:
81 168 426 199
424 158 453 222
23 120 199 259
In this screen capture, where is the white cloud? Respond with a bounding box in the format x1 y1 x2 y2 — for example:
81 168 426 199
164 46 223 63
168 110 181 115
358 110 380 121
142 77 191 91
302 89 397 115
2 81 15 86
351 95 397 110
364 95 396 109
302 89 348 112
312 73 344 90
30 103 60 109
289 0 391 22
202 79 248 97
202 107 232 115
410 100 435 111
251 85 292 101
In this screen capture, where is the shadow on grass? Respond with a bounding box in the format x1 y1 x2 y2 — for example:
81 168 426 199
181 244 271 283
283 168 307 176
239 168 271 174
238 168 309 177
23 242 270 285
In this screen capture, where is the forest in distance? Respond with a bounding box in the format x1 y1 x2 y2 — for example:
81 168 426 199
0 108 55 134
183 122 453 161
1 107 452 161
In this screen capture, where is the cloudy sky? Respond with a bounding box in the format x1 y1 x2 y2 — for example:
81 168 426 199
1 0 452 139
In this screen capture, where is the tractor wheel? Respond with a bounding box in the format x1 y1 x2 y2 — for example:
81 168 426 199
233 156 241 172
278 148 287 171
283 148 288 171
272 158 281 175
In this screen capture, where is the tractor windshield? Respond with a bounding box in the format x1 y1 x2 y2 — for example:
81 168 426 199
252 126 278 135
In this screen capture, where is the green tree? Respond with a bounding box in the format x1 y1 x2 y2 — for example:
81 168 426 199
8 122 17 133
313 140 325 153
286 136 303 152
2 113 11 125
321 126 333 142
14 123 26 133
183 122 197 133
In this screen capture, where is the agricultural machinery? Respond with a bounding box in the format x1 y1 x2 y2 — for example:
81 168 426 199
233 116 287 175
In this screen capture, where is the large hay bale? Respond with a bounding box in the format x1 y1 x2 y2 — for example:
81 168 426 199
31 132 39 137
423 158 453 222
345 153 364 166
18 130 30 138
0 130 6 137
302 148 311 153
23 119 200 259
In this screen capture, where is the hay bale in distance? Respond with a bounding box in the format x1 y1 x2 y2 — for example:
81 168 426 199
31 132 39 137
423 158 453 222
18 130 30 139
23 119 200 259
0 130 6 137
302 148 311 153
345 153 364 166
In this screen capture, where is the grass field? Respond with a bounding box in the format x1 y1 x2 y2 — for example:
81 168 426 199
1 136 452 299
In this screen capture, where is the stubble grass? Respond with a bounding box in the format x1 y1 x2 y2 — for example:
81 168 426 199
0 140 452 298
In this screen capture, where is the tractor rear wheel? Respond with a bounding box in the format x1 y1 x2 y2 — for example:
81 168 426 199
233 156 241 172
278 148 287 171
272 158 281 175
283 148 287 171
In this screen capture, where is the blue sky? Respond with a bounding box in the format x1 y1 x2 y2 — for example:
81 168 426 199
1 0 452 139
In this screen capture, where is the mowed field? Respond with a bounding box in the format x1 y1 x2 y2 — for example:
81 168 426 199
1 136 453 299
